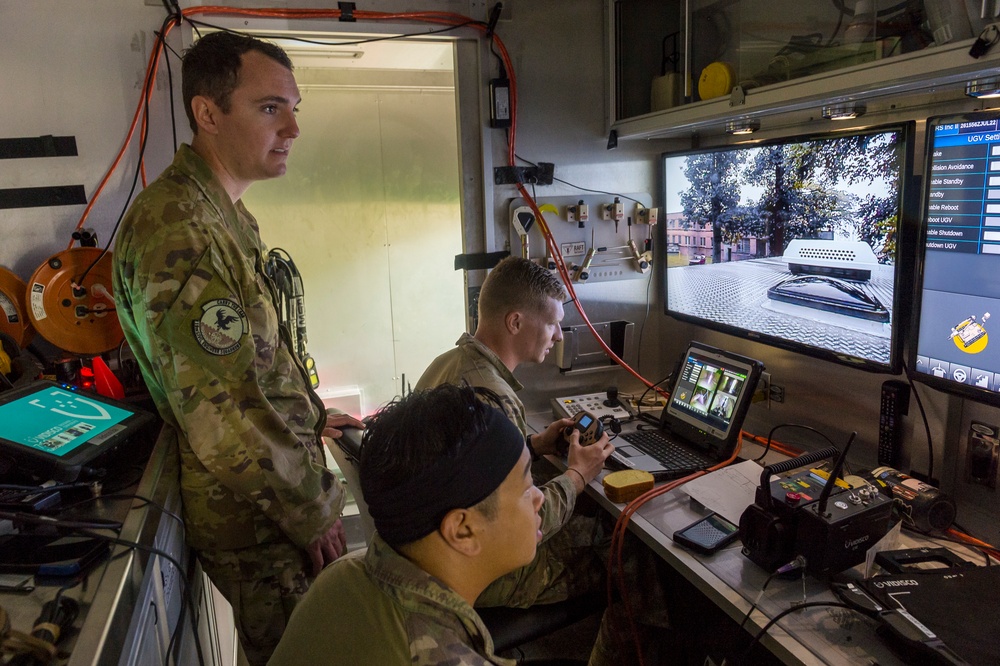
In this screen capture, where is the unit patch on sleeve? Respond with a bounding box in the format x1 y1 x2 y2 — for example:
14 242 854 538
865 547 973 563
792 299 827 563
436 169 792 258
192 298 248 355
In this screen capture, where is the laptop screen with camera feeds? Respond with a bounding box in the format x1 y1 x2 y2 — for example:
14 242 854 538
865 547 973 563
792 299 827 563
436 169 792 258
610 343 762 480
665 346 754 441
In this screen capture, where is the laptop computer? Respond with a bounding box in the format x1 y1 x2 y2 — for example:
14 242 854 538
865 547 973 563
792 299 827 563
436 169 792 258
609 342 764 480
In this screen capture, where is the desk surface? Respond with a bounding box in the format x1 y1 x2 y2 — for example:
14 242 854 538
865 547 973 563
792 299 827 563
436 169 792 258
0 426 176 666
525 408 980 666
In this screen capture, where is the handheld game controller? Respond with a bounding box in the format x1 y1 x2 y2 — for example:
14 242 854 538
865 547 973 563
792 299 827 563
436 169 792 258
563 410 604 447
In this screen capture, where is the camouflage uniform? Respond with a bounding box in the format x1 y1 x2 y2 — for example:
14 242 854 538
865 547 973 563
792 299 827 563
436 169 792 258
113 145 345 666
268 534 514 666
417 335 674 666
417 333 530 433
416 333 604 608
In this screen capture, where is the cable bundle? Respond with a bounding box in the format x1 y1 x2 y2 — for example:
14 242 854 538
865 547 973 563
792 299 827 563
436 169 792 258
603 433 746 665
1 597 79 666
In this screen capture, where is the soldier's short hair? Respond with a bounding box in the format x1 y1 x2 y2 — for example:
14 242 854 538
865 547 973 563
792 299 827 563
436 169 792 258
478 256 566 322
360 384 515 548
182 31 293 133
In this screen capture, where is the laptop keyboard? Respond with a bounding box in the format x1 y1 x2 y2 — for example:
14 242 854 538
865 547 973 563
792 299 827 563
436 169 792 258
620 429 712 470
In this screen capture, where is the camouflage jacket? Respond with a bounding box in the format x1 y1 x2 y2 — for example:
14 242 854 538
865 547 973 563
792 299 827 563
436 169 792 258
415 333 575 539
268 535 515 666
113 145 344 559
417 333 528 433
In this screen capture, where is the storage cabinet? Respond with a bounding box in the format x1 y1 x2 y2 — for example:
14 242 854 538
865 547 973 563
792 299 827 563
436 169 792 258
115 484 229 666
114 478 235 666
609 0 1000 139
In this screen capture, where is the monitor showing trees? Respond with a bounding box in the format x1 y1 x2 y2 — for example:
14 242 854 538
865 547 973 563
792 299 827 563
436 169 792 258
661 124 911 372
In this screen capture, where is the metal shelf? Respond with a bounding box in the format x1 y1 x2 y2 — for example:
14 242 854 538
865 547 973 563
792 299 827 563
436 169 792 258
611 28 1000 141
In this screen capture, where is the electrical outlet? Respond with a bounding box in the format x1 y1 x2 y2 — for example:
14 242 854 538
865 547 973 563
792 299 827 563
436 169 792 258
753 371 771 407
965 421 999 489
769 383 785 403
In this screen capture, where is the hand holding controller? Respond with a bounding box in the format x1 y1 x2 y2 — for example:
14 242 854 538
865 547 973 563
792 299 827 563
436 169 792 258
563 410 604 446
563 413 614 493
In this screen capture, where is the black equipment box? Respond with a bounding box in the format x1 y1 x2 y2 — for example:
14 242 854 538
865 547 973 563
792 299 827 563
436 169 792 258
740 447 894 577
794 483 894 578
861 565 1000 665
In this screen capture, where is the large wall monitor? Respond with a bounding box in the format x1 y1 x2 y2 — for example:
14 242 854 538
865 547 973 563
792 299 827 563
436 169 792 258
911 111 1000 405
660 123 913 372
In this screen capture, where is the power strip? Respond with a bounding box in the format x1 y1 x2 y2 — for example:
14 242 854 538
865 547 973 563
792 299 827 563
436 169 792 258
551 393 632 421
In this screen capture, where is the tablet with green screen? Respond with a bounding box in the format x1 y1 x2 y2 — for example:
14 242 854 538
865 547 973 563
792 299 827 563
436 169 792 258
0 381 154 481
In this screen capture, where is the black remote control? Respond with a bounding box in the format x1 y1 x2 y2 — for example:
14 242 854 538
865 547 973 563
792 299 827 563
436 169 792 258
878 380 910 468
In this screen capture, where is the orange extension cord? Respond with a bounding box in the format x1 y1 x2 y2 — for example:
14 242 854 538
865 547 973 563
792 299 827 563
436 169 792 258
603 433 746 666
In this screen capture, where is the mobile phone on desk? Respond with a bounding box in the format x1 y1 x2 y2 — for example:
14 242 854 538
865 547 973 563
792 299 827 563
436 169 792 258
672 513 739 555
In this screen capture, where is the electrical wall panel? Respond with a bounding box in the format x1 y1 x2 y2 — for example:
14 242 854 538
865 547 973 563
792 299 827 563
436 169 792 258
554 319 636 374
506 193 656 284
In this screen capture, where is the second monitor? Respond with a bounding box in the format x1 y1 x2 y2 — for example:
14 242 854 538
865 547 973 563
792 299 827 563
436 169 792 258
660 122 914 373
911 110 1000 406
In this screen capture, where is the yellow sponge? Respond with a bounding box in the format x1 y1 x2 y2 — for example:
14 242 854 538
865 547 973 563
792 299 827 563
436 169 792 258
602 470 655 503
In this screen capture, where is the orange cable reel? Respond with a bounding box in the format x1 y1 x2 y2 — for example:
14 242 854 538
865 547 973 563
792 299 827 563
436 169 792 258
0 266 35 349
26 248 123 355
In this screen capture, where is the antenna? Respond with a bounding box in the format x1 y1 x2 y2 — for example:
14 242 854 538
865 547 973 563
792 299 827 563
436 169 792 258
817 431 858 517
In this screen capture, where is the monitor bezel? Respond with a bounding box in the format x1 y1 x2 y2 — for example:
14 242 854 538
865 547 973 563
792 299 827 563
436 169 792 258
907 109 1000 407
0 381 155 481
659 121 916 374
663 342 763 447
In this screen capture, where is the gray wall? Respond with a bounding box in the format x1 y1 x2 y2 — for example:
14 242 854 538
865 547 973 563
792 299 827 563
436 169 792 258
486 0 668 402
0 1 177 278
3 0 999 543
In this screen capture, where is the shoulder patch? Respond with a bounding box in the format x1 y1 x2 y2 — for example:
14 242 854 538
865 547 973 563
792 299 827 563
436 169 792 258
192 298 248 355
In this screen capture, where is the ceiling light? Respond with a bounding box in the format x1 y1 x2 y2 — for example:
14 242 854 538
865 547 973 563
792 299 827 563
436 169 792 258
283 47 364 60
821 103 866 120
965 77 1000 99
325 50 364 59
725 118 760 135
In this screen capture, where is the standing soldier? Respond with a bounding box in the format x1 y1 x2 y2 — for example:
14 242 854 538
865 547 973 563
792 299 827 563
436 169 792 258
113 31 361 665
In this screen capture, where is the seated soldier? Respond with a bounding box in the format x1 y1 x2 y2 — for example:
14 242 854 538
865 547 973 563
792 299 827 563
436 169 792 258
268 384 572 665
417 256 673 665
417 256 614 609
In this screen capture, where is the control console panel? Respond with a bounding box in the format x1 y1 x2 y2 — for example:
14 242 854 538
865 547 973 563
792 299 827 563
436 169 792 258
551 393 631 422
